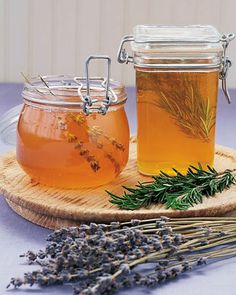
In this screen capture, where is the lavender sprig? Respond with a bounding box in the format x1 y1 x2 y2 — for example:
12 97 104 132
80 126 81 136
7 217 236 294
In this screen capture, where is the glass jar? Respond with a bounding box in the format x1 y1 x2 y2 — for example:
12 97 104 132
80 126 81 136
16 57 130 188
118 25 234 175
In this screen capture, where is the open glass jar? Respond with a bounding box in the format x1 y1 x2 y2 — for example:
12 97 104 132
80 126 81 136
118 25 234 175
16 57 130 188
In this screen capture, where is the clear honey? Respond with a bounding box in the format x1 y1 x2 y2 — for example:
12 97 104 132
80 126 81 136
136 69 219 175
16 105 130 188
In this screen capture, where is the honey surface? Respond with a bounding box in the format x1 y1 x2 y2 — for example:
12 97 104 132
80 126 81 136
17 106 129 188
136 69 219 175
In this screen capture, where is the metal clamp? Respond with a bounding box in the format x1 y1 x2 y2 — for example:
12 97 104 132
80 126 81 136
220 33 235 104
117 35 134 64
81 56 113 115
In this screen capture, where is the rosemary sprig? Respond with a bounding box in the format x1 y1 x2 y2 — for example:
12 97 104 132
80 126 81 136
137 71 216 141
108 165 236 210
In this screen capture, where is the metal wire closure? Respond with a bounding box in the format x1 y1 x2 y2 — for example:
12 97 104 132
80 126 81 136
220 33 235 104
81 55 114 115
117 35 134 64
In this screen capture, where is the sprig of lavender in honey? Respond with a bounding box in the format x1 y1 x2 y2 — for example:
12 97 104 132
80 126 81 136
67 114 123 174
7 217 236 294
67 132 100 172
108 165 236 210
70 114 125 152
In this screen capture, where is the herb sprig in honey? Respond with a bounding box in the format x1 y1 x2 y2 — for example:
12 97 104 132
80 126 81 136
137 72 216 141
69 114 124 171
108 165 236 210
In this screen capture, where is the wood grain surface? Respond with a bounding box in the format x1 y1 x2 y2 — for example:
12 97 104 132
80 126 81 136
1 138 236 229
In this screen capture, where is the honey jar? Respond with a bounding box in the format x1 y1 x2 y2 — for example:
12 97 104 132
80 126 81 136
118 25 234 175
16 56 130 188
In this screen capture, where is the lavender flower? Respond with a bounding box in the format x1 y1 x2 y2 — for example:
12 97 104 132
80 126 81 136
7 217 236 295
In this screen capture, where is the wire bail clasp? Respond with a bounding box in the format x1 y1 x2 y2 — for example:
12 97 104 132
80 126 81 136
117 35 134 64
82 55 113 115
220 33 235 104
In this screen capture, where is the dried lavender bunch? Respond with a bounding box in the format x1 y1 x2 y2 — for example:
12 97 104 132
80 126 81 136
7 217 236 294
108 165 236 210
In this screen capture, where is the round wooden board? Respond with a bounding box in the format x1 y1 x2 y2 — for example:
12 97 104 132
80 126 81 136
1 138 236 229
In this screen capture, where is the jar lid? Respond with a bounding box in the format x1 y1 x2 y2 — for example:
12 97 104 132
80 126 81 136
22 56 127 115
133 25 221 44
0 104 22 146
130 25 226 54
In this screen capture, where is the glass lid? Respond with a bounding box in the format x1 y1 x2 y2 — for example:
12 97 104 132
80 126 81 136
0 104 22 146
133 25 222 43
23 56 127 115
130 25 226 54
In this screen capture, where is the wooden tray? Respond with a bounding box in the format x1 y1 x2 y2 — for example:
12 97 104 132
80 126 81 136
1 138 236 229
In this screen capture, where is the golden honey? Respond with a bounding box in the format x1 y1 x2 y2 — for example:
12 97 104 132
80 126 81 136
136 69 219 175
17 105 129 188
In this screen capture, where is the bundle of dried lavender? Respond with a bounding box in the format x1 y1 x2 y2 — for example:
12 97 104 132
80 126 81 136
7 217 236 295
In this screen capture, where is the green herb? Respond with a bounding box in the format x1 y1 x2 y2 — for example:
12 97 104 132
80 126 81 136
108 165 236 210
137 71 216 141
156 78 216 141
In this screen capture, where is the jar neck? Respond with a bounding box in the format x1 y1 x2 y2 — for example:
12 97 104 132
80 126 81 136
22 97 127 113
132 49 222 70
21 75 127 115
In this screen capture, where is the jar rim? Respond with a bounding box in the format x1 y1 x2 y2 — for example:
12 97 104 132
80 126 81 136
22 75 127 108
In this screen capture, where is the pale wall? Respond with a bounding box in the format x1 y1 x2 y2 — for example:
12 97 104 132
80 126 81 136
0 0 236 87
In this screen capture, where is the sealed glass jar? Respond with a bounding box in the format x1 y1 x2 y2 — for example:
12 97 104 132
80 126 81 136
16 57 130 188
118 25 234 175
